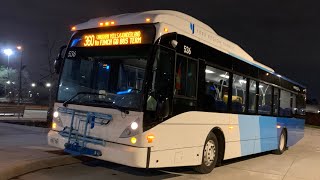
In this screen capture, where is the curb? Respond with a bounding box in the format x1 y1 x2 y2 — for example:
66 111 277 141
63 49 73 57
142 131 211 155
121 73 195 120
0 155 81 180
0 122 50 133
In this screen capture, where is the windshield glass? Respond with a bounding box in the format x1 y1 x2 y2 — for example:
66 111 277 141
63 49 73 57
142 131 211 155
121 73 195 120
57 47 150 111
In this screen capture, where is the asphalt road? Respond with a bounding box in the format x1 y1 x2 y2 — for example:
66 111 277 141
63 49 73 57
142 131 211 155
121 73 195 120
13 127 320 180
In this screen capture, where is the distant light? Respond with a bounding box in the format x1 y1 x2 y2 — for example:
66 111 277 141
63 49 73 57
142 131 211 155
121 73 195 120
220 74 229 79
17 46 22 50
277 125 281 129
46 83 51 87
205 69 215 74
266 73 269 76
31 83 36 87
145 18 151 22
3 49 13 56
65 87 69 90
12 82 15 85
6 81 10 84
71 26 77 31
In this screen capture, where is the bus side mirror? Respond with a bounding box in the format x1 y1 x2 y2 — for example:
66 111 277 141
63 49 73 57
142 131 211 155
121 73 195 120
54 45 67 74
156 97 170 119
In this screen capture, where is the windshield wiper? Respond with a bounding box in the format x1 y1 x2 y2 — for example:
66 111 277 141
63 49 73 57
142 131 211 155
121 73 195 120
63 92 103 107
63 92 129 114
86 99 129 114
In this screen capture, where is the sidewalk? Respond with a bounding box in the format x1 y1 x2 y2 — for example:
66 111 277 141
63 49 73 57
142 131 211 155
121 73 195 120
0 123 80 180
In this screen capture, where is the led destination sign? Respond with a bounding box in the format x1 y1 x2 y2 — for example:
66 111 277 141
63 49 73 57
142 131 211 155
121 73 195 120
82 30 143 47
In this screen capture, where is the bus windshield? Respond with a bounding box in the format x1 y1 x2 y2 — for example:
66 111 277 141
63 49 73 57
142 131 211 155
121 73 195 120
57 46 151 111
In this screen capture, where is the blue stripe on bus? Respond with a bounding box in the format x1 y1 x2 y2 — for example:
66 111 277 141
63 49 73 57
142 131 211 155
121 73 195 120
238 115 304 156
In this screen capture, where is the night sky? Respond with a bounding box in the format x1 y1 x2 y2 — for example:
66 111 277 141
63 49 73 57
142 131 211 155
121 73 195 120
0 0 318 100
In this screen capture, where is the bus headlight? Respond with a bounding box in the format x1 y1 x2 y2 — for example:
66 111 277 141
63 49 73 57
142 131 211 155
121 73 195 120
119 118 141 138
53 111 59 118
130 122 138 130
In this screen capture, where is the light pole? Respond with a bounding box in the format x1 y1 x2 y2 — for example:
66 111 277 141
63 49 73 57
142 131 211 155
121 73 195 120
46 83 52 107
2 49 13 97
17 46 23 104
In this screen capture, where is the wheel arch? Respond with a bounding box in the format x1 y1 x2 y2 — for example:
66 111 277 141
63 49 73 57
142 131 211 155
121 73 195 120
210 127 225 166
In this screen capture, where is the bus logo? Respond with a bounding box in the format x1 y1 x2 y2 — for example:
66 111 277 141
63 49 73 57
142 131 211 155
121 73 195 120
190 23 195 34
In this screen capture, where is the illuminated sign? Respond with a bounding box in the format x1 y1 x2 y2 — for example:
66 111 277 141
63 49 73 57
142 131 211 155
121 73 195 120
82 31 142 47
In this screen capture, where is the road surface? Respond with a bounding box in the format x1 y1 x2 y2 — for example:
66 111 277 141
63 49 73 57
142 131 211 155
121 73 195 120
13 127 320 180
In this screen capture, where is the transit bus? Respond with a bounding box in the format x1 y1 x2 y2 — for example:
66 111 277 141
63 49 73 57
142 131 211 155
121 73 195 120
48 10 306 173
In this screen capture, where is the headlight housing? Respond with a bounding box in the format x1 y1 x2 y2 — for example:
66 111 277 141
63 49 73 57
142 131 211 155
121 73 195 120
120 118 141 138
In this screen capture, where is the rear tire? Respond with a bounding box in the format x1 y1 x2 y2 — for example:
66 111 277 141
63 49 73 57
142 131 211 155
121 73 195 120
273 130 287 155
194 132 219 174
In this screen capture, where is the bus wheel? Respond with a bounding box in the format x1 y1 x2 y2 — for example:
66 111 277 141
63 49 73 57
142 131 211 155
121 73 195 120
194 132 219 174
273 130 287 155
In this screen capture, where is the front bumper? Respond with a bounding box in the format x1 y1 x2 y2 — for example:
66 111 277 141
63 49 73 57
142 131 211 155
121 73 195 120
48 130 149 168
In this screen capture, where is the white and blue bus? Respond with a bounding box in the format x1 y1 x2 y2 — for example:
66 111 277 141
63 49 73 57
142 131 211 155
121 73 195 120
48 10 306 173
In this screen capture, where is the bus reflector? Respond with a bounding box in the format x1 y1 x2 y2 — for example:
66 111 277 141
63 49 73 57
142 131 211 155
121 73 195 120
147 135 155 143
105 22 110 26
111 21 115 25
228 126 234 129
99 22 104 26
52 122 57 129
71 26 77 31
145 18 151 22
164 28 168 32
131 137 137 144
277 125 281 129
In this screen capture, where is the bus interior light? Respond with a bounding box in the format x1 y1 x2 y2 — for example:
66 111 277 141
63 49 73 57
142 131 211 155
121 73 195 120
147 135 155 143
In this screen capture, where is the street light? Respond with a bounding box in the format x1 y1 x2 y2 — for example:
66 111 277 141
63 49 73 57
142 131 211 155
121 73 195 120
31 83 36 87
46 83 51 87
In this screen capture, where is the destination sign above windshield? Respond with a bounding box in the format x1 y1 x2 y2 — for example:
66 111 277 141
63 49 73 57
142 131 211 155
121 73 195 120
70 25 156 47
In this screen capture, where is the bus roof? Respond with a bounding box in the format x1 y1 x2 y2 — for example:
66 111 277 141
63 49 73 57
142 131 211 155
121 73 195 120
74 10 305 89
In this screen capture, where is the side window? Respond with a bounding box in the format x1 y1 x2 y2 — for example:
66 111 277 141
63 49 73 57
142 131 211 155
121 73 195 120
174 55 198 98
248 80 257 113
273 87 280 115
232 74 247 113
280 90 292 116
296 94 306 115
258 82 272 115
291 93 297 115
205 66 229 112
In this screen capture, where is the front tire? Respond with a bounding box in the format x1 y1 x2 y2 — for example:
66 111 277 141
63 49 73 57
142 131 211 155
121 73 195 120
273 130 287 155
194 132 219 174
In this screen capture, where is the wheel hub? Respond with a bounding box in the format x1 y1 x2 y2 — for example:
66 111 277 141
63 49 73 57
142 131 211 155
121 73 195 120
203 140 215 166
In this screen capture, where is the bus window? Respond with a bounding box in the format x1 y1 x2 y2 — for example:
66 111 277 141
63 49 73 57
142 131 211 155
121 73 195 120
258 82 272 115
174 55 198 98
296 94 306 115
205 66 229 112
280 90 292 116
248 80 257 113
273 87 280 116
291 93 297 115
231 74 247 113
147 47 174 111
